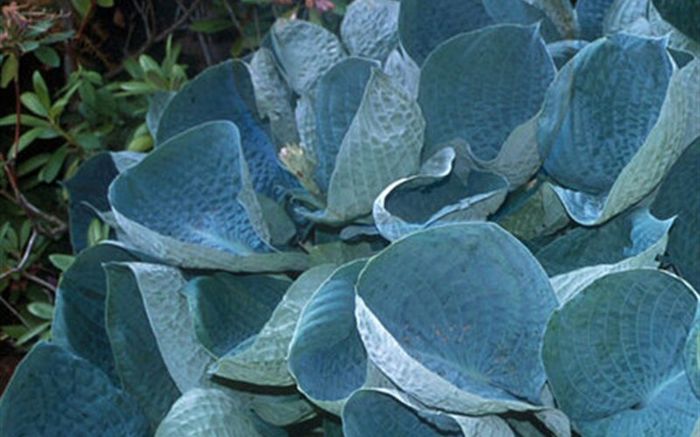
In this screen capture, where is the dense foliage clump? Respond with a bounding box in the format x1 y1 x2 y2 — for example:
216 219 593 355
1 0 699 436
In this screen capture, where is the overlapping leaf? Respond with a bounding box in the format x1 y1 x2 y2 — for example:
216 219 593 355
538 33 700 225
373 147 508 241
288 260 368 413
356 223 558 414
543 269 700 434
0 342 149 436
109 121 308 272
340 0 400 61
419 24 555 187
211 264 337 386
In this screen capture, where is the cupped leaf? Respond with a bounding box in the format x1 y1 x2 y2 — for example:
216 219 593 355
183 273 290 357
110 121 309 272
52 243 137 381
104 263 180 428
0 342 149 436
313 57 376 193
543 269 700 433
306 68 425 224
288 259 368 413
156 59 294 200
399 0 560 65
340 0 400 61
419 24 555 186
539 36 700 225
652 0 700 43
686 319 700 399
535 208 672 277
539 33 672 194
373 148 508 241
271 19 346 95
651 138 699 290
211 264 337 386
155 388 272 437
250 393 316 427
356 223 558 414
123 263 213 392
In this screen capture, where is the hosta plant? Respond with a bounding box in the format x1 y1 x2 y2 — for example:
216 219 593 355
1 0 700 436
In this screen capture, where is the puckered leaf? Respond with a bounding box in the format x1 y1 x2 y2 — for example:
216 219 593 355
156 60 294 200
183 273 291 357
0 342 150 436
211 264 337 386
399 0 560 65
306 69 425 224
288 259 368 414
651 138 699 290
109 121 309 272
104 263 181 427
123 263 213 392
250 394 316 427
539 33 672 194
271 19 346 94
52 243 137 382
373 148 508 241
340 0 400 61
382 47 420 99
539 34 700 225
356 223 558 415
155 388 275 437
313 57 375 193
543 269 700 433
419 24 555 187
249 48 298 148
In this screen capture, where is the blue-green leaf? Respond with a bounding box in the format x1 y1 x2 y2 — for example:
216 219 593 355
356 223 558 414
288 259 367 413
52 243 137 382
651 138 699 290
546 39 589 69
539 35 700 225
419 24 555 186
309 68 424 224
156 60 295 200
575 0 616 40
184 273 290 357
211 264 337 386
400 0 561 65
155 389 270 437
685 319 700 399
543 269 700 433
652 0 700 43
313 57 375 193
110 121 309 272
123 263 212 392
271 19 346 94
340 0 400 61
373 148 508 241
104 263 180 427
0 342 149 436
